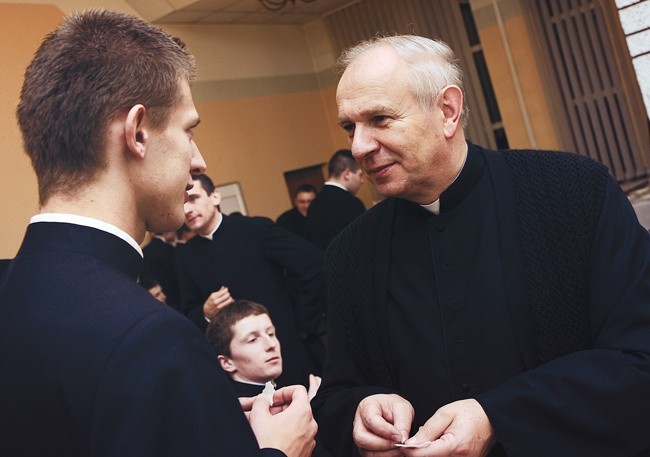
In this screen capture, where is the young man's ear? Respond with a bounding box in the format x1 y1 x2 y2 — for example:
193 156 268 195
124 104 148 159
217 354 237 374
211 189 222 207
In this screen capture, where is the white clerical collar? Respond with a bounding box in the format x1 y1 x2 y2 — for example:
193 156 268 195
235 379 266 386
235 379 278 389
420 146 468 215
199 212 223 241
30 213 143 257
421 200 441 215
324 181 348 192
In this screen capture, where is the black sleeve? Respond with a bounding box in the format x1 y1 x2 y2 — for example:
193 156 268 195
476 178 650 456
92 309 268 456
263 221 325 335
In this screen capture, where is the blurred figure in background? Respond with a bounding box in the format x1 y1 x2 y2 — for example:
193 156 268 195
277 183 317 241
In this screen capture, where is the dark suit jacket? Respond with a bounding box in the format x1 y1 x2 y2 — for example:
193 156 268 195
276 207 311 241
0 222 283 457
140 237 181 311
313 144 650 457
306 184 365 249
176 215 325 386
0 259 10 279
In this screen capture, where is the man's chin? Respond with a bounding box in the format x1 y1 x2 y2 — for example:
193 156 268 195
149 216 185 234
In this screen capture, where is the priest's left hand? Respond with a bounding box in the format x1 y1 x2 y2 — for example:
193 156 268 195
400 399 495 457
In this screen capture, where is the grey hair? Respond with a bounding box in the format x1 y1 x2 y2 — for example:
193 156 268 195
337 35 469 126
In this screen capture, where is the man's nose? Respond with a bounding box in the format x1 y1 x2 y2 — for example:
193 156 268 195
190 140 206 175
350 125 377 161
264 336 277 349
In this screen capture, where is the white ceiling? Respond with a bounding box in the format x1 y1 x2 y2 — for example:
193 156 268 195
125 0 360 25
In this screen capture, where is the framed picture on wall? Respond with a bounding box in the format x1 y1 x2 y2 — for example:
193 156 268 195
216 182 247 216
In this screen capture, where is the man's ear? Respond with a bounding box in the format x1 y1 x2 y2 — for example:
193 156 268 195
211 189 222 207
217 354 237 374
439 85 463 139
124 104 148 159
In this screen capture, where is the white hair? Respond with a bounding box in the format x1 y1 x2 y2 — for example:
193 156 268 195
337 35 469 126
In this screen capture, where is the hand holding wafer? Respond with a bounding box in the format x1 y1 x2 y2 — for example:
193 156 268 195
396 399 494 456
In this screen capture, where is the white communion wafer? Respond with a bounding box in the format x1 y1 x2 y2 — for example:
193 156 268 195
394 441 432 448
262 381 275 406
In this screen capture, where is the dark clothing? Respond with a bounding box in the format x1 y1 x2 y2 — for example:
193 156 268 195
387 151 524 433
312 143 650 457
0 259 10 279
0 222 284 457
176 215 325 386
306 184 365 249
276 207 311 240
140 237 181 311
230 379 269 398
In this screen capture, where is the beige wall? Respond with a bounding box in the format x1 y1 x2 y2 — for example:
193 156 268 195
0 4 64 258
194 89 338 218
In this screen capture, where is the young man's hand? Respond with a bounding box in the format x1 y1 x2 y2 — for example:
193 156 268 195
203 286 234 319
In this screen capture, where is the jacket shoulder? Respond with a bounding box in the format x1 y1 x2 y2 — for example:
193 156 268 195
325 199 391 260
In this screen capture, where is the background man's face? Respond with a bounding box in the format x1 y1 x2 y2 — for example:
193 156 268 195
147 285 167 304
224 313 283 384
347 168 364 195
184 181 219 234
294 191 316 217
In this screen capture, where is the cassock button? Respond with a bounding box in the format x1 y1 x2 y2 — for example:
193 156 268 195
461 383 472 393
436 225 446 232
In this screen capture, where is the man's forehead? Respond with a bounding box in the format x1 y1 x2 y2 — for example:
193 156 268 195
337 59 405 117
233 313 273 334
189 179 209 195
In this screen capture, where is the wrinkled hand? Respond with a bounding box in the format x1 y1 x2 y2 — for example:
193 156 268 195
203 286 234 319
400 399 495 457
248 385 317 457
307 374 321 401
353 394 414 456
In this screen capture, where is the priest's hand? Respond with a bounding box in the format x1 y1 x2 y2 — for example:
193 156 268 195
353 393 414 456
399 399 495 457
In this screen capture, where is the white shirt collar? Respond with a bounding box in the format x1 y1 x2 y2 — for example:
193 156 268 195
324 181 348 192
199 212 223 241
30 213 143 257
